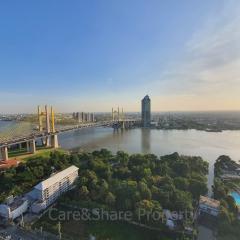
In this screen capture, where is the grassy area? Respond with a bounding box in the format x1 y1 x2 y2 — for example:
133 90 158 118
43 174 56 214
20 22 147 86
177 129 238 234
8 148 29 158
86 220 172 240
10 147 69 162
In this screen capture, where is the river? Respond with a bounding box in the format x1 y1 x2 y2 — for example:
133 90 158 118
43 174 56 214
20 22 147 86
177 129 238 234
58 127 240 194
1 120 240 193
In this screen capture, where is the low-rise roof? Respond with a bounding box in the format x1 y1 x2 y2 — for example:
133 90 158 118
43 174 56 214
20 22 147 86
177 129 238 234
34 165 79 191
199 195 220 209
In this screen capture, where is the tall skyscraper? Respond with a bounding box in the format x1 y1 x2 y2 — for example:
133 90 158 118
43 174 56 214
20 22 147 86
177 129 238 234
141 95 151 127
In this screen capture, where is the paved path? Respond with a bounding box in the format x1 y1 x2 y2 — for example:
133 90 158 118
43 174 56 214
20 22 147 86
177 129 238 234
197 225 216 240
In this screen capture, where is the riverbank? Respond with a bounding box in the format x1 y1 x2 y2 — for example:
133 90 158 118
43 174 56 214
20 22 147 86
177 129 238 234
0 148 68 170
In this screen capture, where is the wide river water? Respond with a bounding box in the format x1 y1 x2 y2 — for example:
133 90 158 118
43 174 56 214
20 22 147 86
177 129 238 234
58 127 240 193
1 121 240 193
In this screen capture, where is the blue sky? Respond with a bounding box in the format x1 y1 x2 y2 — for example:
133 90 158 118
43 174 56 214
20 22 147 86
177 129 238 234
0 0 240 113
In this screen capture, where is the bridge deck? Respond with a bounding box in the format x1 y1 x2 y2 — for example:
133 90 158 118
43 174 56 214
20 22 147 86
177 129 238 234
0 119 139 147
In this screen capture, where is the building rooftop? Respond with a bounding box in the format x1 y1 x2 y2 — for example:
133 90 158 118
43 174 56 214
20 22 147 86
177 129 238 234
142 95 150 100
0 196 27 211
221 174 240 180
0 159 19 170
34 165 79 191
199 195 220 209
9 197 27 211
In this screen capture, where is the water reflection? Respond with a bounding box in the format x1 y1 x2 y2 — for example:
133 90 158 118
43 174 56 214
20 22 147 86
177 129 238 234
141 128 151 153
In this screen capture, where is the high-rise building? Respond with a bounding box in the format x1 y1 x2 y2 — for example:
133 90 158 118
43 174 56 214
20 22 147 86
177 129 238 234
73 111 95 123
141 95 151 127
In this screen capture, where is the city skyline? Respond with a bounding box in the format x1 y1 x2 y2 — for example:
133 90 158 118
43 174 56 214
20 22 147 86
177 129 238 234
0 0 240 113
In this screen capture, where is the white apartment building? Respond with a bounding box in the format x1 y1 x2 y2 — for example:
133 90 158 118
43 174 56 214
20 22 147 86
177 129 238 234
31 165 79 213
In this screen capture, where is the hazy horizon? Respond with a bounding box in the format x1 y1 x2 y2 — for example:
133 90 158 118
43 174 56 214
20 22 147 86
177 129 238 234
2 109 240 115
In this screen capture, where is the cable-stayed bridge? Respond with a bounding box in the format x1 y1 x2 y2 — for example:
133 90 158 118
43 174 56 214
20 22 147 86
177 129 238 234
0 106 140 161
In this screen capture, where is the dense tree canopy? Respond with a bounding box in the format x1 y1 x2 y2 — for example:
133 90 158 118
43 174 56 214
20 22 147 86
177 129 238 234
68 150 209 222
0 149 209 234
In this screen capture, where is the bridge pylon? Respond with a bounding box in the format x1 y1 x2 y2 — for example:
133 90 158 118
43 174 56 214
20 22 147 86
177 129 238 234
37 105 59 149
111 107 126 130
50 106 59 149
0 146 8 161
121 108 125 129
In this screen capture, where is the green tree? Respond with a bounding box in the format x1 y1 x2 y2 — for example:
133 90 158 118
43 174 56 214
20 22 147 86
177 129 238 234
174 177 189 191
189 179 208 200
173 190 193 211
105 192 116 207
138 181 152 200
116 151 129 166
79 186 89 199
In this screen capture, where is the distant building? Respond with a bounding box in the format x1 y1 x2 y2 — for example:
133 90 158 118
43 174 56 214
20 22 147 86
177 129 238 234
76 112 81 122
87 112 91 122
31 165 79 213
141 95 151 127
199 195 220 217
0 195 29 220
73 112 95 123
90 113 95 122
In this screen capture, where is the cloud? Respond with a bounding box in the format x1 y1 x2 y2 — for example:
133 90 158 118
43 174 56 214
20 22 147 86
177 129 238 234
149 0 240 110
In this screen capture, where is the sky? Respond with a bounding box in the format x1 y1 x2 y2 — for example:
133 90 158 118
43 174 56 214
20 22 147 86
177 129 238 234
0 0 240 113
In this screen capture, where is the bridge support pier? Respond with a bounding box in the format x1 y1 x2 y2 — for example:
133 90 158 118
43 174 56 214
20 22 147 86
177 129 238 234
0 146 9 161
29 140 36 154
26 141 30 152
45 137 51 147
51 134 59 149
18 143 23 150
